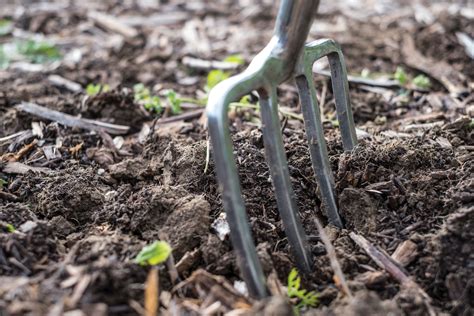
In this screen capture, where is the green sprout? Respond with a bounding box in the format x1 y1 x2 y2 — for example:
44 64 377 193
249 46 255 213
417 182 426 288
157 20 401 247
223 54 245 65
6 223 15 233
0 19 12 36
205 69 230 92
86 83 110 96
205 54 245 92
394 67 408 85
133 83 163 113
16 40 61 63
166 90 182 114
0 178 7 189
135 241 172 266
413 74 431 89
287 268 319 312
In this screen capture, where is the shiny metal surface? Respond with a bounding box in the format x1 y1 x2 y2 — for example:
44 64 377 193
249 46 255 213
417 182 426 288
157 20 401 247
206 0 357 298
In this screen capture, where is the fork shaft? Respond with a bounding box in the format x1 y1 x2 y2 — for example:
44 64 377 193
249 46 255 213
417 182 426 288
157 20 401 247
295 74 343 227
259 87 313 272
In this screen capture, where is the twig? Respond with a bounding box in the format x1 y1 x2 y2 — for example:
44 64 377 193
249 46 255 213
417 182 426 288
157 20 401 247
16 102 130 135
47 75 82 93
315 219 352 298
1 162 53 175
0 130 30 146
314 69 401 88
349 232 436 316
88 11 138 38
157 109 204 124
182 56 240 71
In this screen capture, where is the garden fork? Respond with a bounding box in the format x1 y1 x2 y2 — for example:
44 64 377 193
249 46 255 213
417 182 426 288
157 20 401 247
206 0 357 298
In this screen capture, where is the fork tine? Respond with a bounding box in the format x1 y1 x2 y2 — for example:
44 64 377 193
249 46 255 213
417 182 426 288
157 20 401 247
295 74 343 228
327 45 357 151
299 39 358 151
207 73 268 298
258 87 313 273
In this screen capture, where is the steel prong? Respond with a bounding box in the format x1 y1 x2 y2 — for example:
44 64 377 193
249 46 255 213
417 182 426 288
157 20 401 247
258 87 313 273
295 74 343 228
207 72 268 299
298 39 358 151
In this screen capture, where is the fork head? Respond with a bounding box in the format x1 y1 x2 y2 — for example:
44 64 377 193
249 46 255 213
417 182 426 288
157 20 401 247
206 0 357 298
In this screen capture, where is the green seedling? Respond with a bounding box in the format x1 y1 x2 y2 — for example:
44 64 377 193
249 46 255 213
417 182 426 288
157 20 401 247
135 241 172 266
413 74 431 89
1 222 15 233
206 69 230 92
224 54 245 65
394 67 408 85
0 19 12 36
134 83 163 113
0 178 7 189
166 90 182 114
86 83 110 96
205 54 245 92
287 268 319 312
394 67 431 89
16 40 61 63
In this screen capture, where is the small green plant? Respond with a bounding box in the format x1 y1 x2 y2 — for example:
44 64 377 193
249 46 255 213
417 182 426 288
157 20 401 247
133 83 163 113
287 268 319 311
412 74 431 89
16 40 61 63
394 66 408 85
205 54 245 92
165 89 182 114
0 178 7 189
205 69 230 92
6 223 15 233
86 83 110 96
135 241 172 266
223 54 245 65
394 67 431 89
0 19 12 36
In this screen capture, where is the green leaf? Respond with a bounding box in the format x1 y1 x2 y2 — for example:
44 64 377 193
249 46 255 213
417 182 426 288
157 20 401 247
166 90 182 114
16 40 61 63
206 69 230 91
413 74 431 89
224 54 245 65
0 19 13 36
0 178 7 189
6 223 15 233
135 241 172 266
86 83 109 96
394 66 408 85
0 45 9 69
287 268 319 310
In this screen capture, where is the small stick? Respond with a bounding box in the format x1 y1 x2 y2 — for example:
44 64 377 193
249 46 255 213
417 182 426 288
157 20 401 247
88 11 138 38
16 102 130 135
47 75 83 93
182 56 240 71
157 109 204 125
349 232 436 316
315 219 352 298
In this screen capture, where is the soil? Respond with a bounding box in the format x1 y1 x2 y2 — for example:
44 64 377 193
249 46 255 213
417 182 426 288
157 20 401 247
1 0 473 315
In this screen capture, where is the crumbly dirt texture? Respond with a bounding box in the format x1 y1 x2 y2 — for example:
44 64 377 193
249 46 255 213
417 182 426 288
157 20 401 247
1 0 473 315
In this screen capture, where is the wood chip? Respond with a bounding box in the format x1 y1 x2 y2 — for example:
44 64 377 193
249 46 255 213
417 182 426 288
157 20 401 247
391 240 418 267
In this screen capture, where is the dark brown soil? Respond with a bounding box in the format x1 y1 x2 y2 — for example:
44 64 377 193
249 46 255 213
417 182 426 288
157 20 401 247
1 0 473 315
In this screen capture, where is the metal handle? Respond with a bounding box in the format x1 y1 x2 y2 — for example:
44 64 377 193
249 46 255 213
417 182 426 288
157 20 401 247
271 0 319 80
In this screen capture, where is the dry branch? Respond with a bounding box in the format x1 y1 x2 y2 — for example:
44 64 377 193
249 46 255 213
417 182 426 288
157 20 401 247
314 219 352 298
88 11 139 38
16 102 130 135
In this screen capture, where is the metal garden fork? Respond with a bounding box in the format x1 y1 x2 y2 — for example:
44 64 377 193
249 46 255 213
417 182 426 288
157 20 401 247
206 0 357 298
